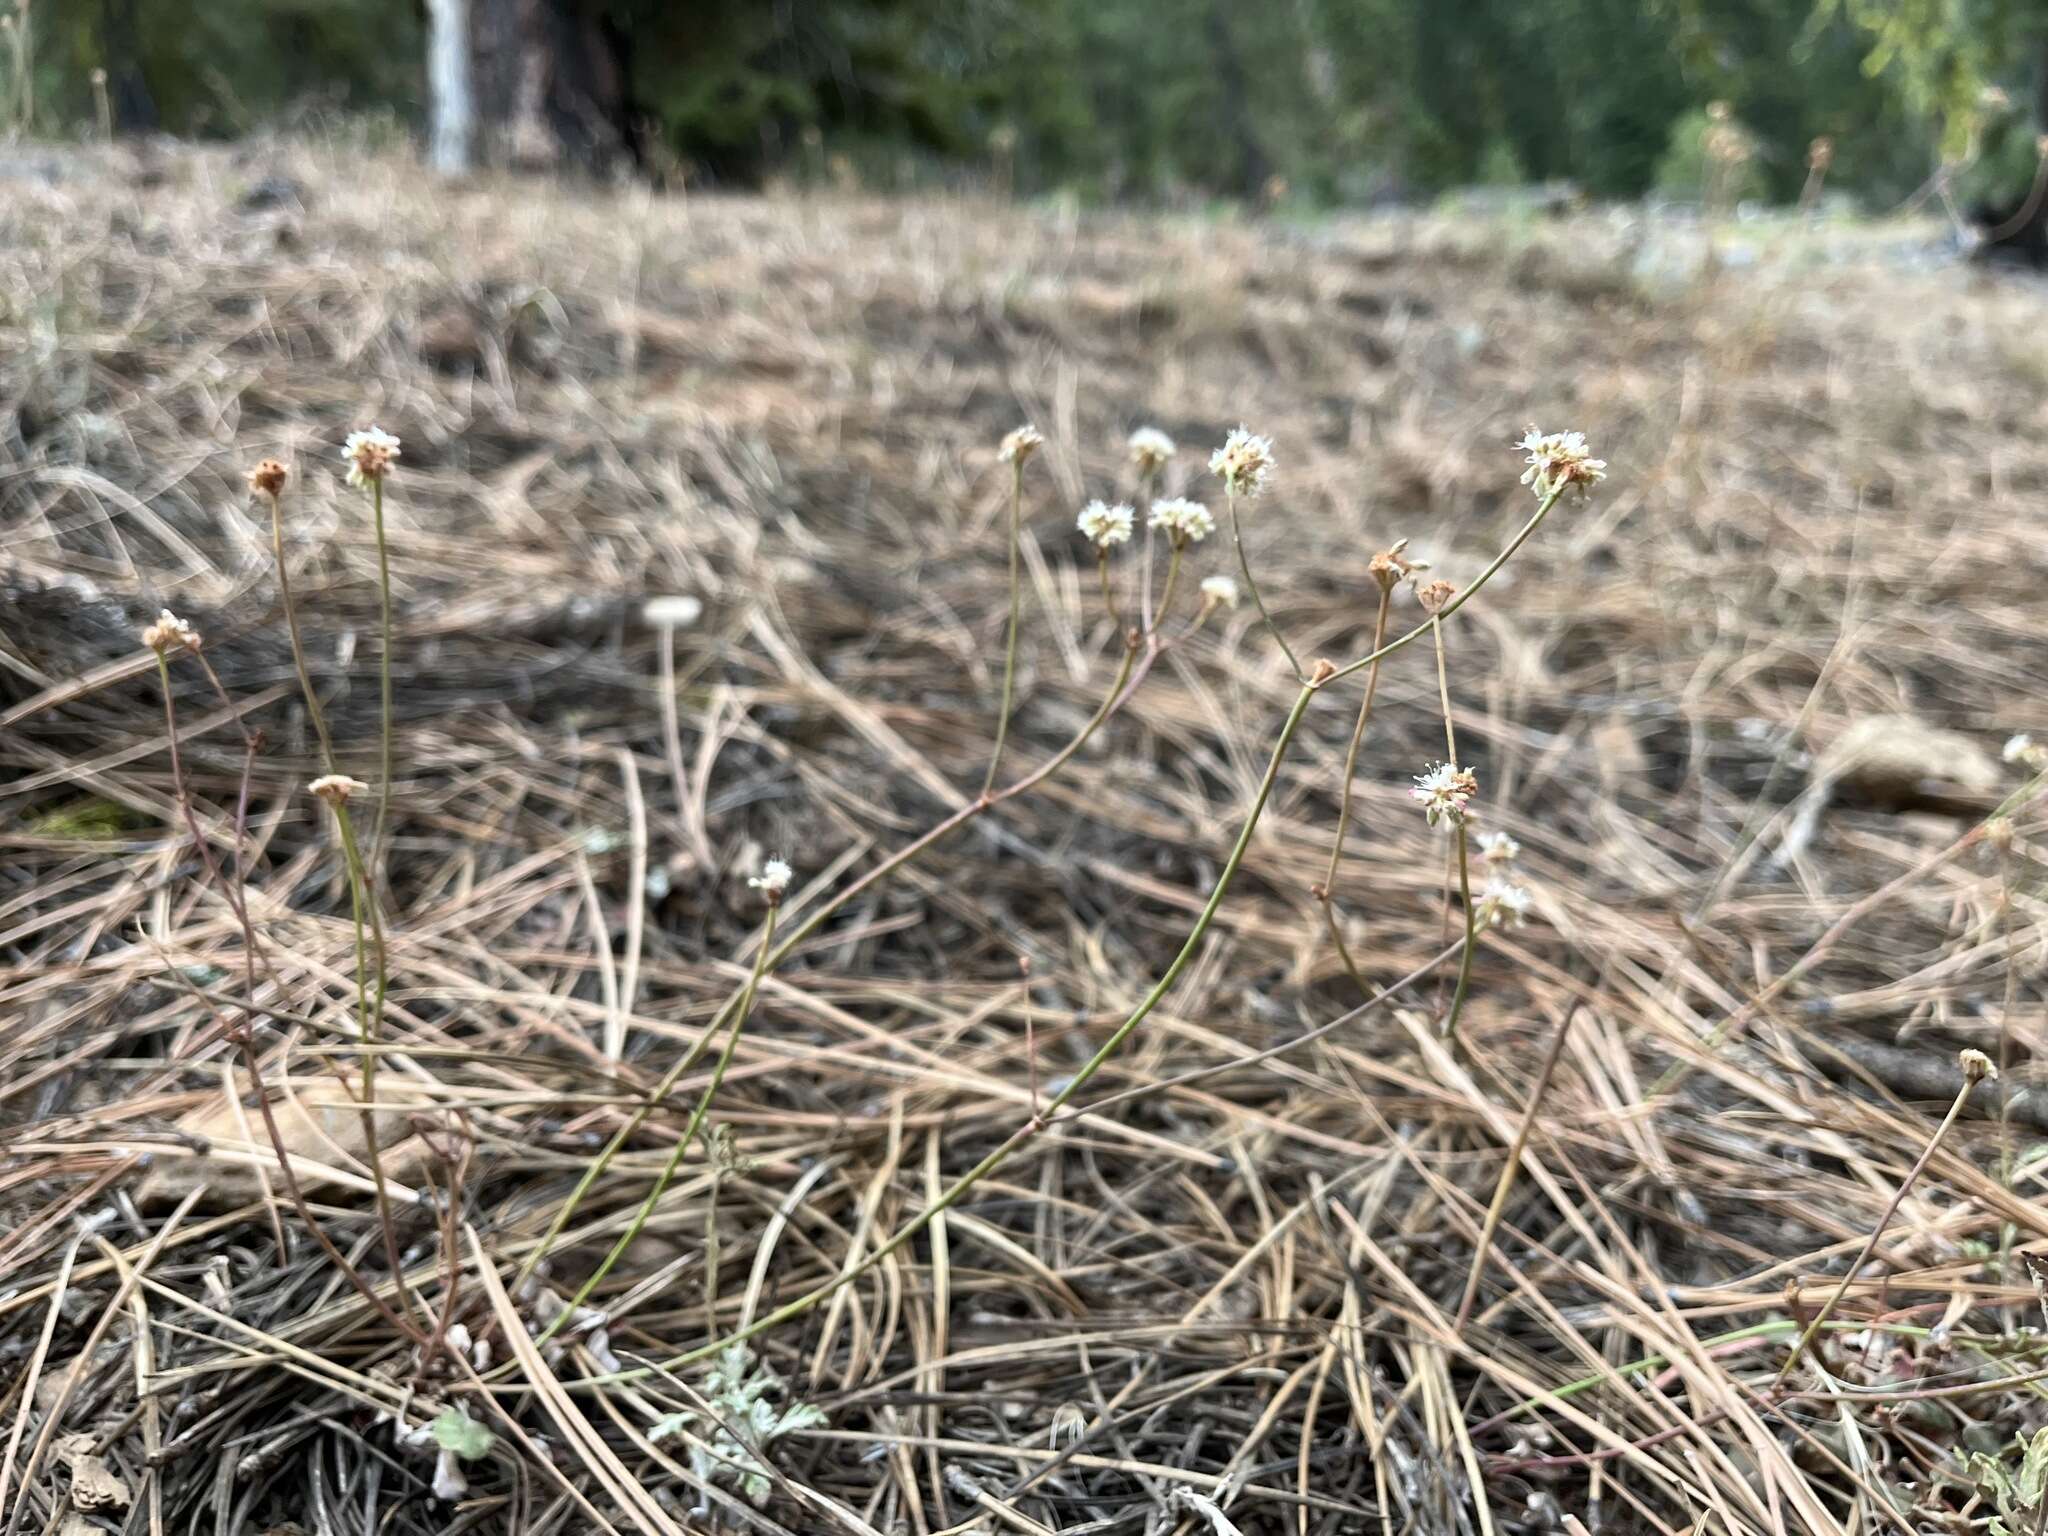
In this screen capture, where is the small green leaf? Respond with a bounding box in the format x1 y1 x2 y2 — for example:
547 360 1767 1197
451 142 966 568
431 1406 495 1461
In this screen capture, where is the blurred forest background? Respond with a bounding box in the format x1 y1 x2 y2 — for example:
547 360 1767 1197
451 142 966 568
11 0 2048 213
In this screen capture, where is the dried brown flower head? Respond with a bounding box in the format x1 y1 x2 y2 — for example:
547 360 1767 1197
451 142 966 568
1415 579 1458 614
1368 538 1428 593
248 459 289 498
1960 1048 1997 1085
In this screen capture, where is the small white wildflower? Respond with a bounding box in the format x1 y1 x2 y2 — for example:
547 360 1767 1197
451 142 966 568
142 609 200 653
1076 500 1135 549
2004 734 2044 769
1209 426 1275 498
1200 575 1240 610
997 425 1044 466
642 594 704 628
1476 879 1533 929
1410 762 1478 828
1148 496 1215 544
308 774 369 805
1128 426 1175 475
342 426 401 489
1477 830 1520 865
1516 427 1605 502
749 857 793 899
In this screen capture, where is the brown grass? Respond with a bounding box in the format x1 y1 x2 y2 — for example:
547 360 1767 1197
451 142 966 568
5 134 2048 1536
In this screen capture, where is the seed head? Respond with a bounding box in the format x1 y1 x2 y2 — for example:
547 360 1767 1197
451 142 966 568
1411 762 1479 829
142 609 200 654
1148 496 1214 544
1128 426 1175 476
1415 579 1457 615
748 857 793 901
1478 830 1520 865
1476 879 1533 929
247 458 289 498
1368 539 1428 593
1960 1048 1997 1085
309 774 369 805
1199 575 1240 610
1077 500 1135 549
997 425 1044 467
342 426 401 489
1516 428 1606 502
1209 426 1275 498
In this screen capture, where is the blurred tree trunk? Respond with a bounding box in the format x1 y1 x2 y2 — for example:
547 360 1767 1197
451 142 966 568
97 0 155 131
426 0 474 175
466 0 631 172
1204 0 1268 198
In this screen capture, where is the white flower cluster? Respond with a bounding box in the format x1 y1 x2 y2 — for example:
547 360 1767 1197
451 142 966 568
1149 496 1214 544
142 609 200 653
309 774 369 804
1077 500 1135 548
1209 426 1275 498
1200 575 1239 610
1516 428 1605 502
997 424 1044 466
1128 426 1175 475
342 426 401 489
749 857 793 898
2005 734 2047 771
1410 762 1479 828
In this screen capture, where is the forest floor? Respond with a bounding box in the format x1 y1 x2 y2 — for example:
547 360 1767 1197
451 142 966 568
6 134 2048 1536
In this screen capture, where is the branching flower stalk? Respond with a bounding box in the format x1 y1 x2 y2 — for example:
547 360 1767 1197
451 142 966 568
1454 1003 1579 1329
1210 425 1300 680
1316 555 1402 996
255 463 337 772
150 614 423 1342
515 638 1144 1288
313 774 413 1313
550 427 1603 1362
340 429 401 862
1424 604 1481 1040
532 893 782 1348
1324 478 1573 687
592 677 1325 1387
982 426 1041 797
1774 1049 1995 1385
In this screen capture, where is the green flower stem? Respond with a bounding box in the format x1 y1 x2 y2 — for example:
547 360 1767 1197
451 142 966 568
980 460 1026 799
1136 468 1160 634
1325 484 1567 687
1226 486 1304 681
1429 614 1481 1041
1440 826 1479 1040
1155 541 1186 622
1096 550 1123 633
370 476 394 863
1317 583 1395 1002
329 800 412 1313
1319 583 1393 899
1774 1067 1983 1386
514 642 1143 1288
585 680 1322 1388
1454 1002 1577 1329
267 489 337 772
532 904 779 1347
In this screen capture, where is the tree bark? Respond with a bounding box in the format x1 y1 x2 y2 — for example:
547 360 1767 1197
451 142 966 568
466 0 630 173
426 0 475 175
